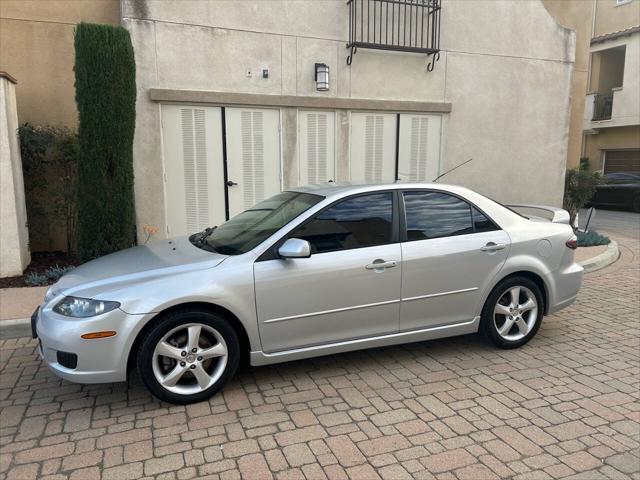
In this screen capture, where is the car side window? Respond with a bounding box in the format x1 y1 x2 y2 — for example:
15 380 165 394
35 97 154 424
289 193 394 253
472 207 499 233
403 191 497 240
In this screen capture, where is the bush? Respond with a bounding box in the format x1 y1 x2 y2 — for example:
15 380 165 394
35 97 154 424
18 124 78 253
577 230 610 247
45 264 76 281
74 22 136 261
563 169 601 230
24 272 49 287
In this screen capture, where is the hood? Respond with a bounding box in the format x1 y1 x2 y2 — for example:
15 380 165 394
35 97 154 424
53 236 227 298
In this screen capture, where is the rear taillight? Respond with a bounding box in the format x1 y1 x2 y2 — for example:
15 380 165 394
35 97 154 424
566 236 578 250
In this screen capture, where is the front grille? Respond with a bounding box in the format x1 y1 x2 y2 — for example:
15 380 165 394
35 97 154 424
56 351 78 369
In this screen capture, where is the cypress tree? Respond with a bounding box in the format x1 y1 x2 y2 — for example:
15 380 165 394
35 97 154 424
74 22 136 261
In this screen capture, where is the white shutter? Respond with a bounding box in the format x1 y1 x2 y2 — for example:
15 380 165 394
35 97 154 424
349 112 397 183
225 108 281 217
161 105 225 236
299 111 335 185
398 114 442 182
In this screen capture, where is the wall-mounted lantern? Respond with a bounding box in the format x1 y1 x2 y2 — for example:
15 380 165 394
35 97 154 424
315 63 329 91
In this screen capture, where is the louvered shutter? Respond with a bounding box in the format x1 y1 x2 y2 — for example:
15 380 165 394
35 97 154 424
397 114 442 182
162 105 225 236
349 112 397 183
225 108 281 217
299 111 336 185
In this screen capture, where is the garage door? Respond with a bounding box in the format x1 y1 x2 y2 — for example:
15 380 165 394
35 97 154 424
604 150 640 174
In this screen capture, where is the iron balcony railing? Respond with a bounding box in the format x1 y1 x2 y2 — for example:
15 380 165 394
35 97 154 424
592 93 613 121
347 0 441 70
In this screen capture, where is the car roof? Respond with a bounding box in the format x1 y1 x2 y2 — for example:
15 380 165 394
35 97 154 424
288 182 472 199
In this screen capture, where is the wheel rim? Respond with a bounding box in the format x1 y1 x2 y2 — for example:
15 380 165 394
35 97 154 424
493 286 538 341
152 323 228 396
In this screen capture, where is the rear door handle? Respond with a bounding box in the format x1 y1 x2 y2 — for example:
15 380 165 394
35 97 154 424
480 242 506 252
365 260 398 270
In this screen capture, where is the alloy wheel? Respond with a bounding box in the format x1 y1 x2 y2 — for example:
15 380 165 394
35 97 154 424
493 286 538 342
151 323 228 395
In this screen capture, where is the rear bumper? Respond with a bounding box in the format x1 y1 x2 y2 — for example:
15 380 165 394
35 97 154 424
546 262 584 315
35 305 146 384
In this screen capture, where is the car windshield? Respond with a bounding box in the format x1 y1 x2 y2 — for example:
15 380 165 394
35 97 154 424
193 191 323 255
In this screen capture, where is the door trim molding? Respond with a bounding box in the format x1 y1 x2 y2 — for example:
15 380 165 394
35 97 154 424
150 89 452 113
263 298 400 324
402 287 478 303
251 316 480 365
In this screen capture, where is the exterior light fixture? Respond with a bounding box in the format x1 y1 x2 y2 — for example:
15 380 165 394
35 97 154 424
315 63 329 91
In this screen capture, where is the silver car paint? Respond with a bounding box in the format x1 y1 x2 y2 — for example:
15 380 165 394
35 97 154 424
36 183 583 383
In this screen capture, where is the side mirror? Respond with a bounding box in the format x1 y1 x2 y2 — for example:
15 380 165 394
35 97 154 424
278 238 311 259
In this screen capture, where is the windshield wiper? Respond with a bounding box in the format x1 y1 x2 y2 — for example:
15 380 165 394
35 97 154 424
189 226 217 247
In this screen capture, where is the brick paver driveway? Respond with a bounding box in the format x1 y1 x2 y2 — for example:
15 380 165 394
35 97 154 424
1 211 639 480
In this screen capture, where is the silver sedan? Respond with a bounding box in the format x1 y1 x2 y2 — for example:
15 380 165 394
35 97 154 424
34 183 583 404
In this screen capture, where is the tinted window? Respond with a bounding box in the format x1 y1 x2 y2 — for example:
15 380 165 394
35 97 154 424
290 193 393 253
403 192 474 240
473 207 499 233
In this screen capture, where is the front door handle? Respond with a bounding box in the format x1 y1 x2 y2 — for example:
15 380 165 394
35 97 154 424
480 242 506 252
365 259 398 271
226 180 238 187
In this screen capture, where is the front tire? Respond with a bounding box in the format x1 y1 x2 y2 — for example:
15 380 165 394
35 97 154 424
136 308 240 404
632 194 640 213
480 276 544 349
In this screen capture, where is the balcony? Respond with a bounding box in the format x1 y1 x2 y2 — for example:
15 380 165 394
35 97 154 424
346 0 441 70
592 93 613 121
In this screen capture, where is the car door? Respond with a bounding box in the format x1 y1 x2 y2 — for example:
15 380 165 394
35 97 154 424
254 192 402 353
399 191 510 331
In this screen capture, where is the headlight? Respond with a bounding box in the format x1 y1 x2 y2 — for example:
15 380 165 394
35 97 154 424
53 296 120 318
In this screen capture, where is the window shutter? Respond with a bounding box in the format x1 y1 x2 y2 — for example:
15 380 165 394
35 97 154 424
299 111 335 185
162 105 225 236
398 114 441 182
349 112 397 183
240 110 265 210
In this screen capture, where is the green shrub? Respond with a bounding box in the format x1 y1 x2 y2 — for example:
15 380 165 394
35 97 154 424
45 264 76 281
25 272 49 287
563 169 601 230
577 230 610 247
74 22 136 261
18 124 78 253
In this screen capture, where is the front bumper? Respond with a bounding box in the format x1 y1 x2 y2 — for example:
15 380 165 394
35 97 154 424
35 304 147 384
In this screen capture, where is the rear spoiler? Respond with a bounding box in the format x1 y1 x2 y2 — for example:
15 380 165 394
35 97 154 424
505 204 571 224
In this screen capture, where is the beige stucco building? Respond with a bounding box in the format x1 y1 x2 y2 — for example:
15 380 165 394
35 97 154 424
123 0 576 242
0 0 119 127
544 0 640 173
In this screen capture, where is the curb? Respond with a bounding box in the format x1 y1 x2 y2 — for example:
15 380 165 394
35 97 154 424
0 240 621 340
0 317 31 340
579 240 620 273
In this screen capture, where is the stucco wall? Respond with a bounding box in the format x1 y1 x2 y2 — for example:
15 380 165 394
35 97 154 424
542 0 594 170
122 0 575 238
0 75 30 277
594 0 640 37
0 0 119 127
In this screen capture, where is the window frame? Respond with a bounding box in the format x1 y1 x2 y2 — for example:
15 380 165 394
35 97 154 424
398 189 501 243
257 190 401 261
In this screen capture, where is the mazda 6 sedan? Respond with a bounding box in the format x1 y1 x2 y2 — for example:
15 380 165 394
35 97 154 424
34 183 583 404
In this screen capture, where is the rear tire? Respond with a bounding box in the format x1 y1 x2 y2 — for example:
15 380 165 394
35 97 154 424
632 194 640 213
136 308 240 404
480 276 544 349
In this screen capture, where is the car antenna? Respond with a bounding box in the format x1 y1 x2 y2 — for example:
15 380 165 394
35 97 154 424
432 158 473 183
